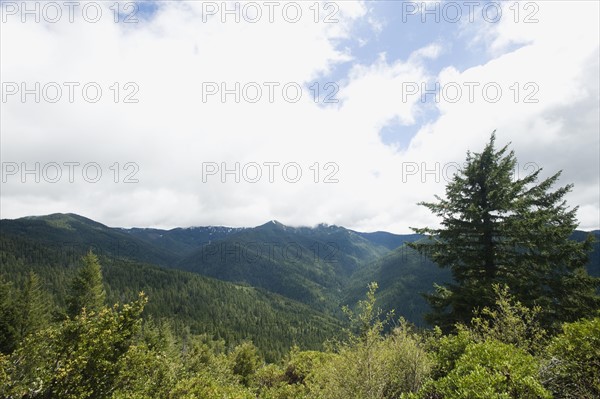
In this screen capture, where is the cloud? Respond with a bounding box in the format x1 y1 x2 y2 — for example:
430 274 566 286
406 1 599 231
1 1 598 233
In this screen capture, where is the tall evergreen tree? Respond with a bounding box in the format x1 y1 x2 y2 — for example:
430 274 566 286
16 272 49 340
410 133 599 330
66 251 106 317
0 278 18 354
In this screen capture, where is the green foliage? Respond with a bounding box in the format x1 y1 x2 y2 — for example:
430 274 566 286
542 316 600 398
169 375 255 399
426 285 549 381
417 340 551 399
344 245 451 327
170 340 257 399
111 317 179 399
284 347 329 385
230 341 263 386
16 272 50 340
2 293 147 399
342 282 387 340
468 284 547 354
111 342 177 399
414 287 554 398
0 234 343 361
309 284 433 399
426 326 473 379
66 251 106 317
177 221 390 313
1 185 599 399
411 132 599 330
1 262 597 399
0 272 49 354
0 278 19 354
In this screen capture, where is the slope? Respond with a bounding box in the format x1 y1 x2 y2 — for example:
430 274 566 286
0 213 179 266
176 221 390 312
343 243 451 327
0 230 342 361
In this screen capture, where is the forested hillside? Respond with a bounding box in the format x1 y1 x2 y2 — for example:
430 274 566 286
343 244 452 326
0 232 342 361
1 213 597 329
176 221 390 311
0 214 180 266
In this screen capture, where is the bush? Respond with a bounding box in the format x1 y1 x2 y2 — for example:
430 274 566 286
229 341 263 386
417 340 551 399
2 294 147 399
307 321 432 399
542 316 600 398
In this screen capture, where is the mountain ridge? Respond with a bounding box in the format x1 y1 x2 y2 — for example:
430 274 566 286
2 213 598 328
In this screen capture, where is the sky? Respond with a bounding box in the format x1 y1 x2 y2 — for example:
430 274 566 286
1 0 599 233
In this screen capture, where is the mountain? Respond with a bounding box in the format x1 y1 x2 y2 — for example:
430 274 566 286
0 227 342 361
343 243 451 326
0 215 394 313
1 213 597 333
345 230 600 326
175 221 391 312
122 225 245 257
353 231 422 250
0 213 180 266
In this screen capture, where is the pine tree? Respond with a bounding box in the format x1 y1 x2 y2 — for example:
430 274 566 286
16 272 49 340
66 251 106 317
410 132 599 331
0 278 18 354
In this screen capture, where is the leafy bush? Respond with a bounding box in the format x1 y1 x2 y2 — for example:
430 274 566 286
2 293 147 399
415 340 551 399
542 316 600 398
307 284 433 399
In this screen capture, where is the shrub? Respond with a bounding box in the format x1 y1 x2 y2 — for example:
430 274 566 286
542 316 600 398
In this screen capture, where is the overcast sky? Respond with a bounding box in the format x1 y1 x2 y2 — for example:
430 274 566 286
1 0 599 233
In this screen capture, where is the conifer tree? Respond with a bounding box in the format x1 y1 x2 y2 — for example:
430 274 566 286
16 272 48 340
410 133 599 330
66 251 106 317
0 278 18 354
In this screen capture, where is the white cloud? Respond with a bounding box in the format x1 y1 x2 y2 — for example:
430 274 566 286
1 1 598 233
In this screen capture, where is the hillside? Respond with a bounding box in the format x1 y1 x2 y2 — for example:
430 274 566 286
0 230 342 361
1 213 597 332
345 230 600 326
175 221 391 312
343 244 452 326
122 225 245 257
0 213 180 266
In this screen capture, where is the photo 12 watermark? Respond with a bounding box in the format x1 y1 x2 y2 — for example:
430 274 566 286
201 161 339 183
401 1 539 24
1 162 140 183
1 82 140 104
199 1 340 24
1 1 140 23
401 161 541 184
201 81 339 104
401 81 539 104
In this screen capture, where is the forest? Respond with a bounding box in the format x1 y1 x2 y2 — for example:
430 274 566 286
1 134 599 398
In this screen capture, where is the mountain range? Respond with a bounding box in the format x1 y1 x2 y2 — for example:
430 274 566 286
1 213 598 358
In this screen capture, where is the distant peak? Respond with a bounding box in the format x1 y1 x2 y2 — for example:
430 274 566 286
257 220 285 229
